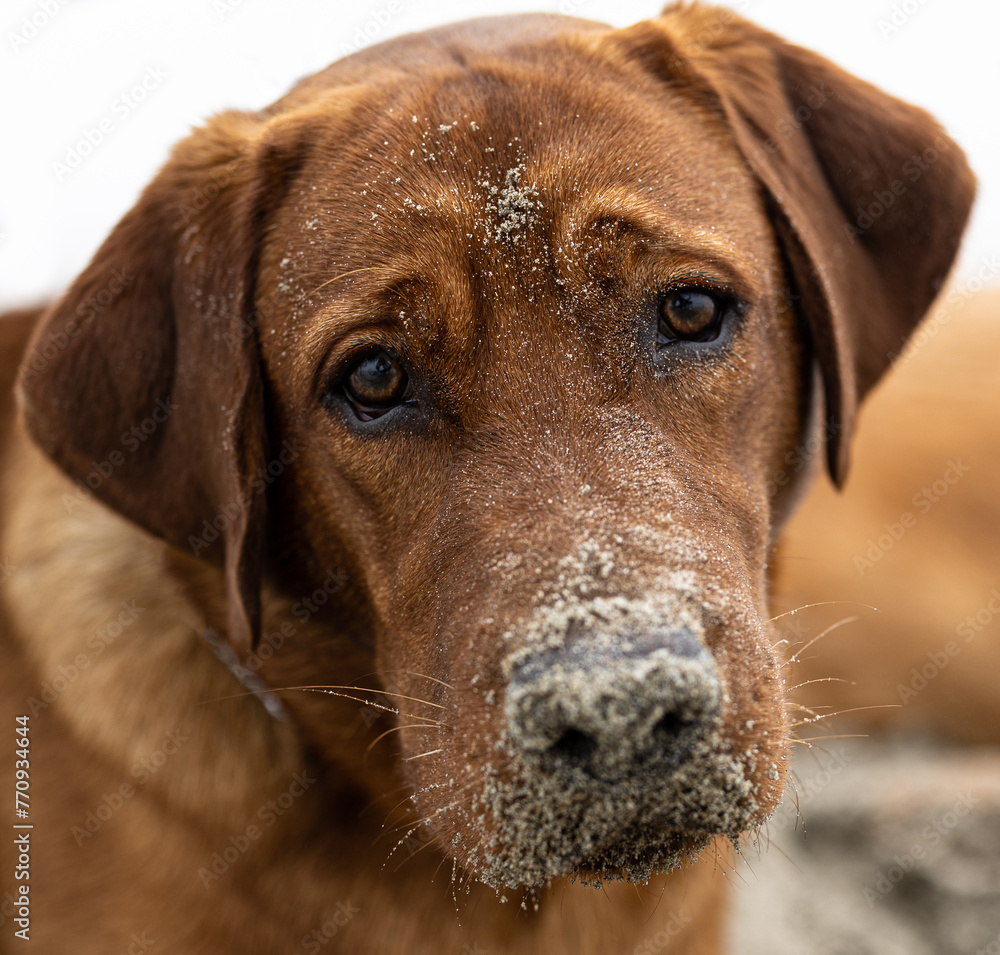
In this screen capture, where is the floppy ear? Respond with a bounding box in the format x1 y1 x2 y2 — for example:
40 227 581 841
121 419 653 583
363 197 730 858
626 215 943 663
17 110 297 652
634 4 976 483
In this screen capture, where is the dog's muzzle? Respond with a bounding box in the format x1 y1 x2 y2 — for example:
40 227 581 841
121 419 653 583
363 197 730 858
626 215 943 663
505 626 721 782
463 594 762 888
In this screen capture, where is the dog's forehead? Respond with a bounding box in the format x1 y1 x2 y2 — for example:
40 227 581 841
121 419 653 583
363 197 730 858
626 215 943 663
279 59 764 254
259 46 774 393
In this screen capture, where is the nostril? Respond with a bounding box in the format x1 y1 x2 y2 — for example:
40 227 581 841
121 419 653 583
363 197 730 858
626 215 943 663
652 712 685 740
506 626 722 778
551 727 597 764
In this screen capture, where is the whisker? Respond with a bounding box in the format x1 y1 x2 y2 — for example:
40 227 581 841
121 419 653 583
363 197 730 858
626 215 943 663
431 848 451 886
366 723 435 755
785 771 806 833
379 668 456 690
735 844 758 882
199 685 412 717
359 784 412 821
755 831 801 872
382 793 475 867
790 703 899 728
292 685 448 710
641 871 672 925
391 832 438 871
378 791 422 829
402 749 444 762
197 685 409 716
296 688 442 725
450 857 461 920
286 687 449 726
786 702 830 719
308 690 399 712
783 737 818 750
795 734 868 742
768 600 878 623
786 677 854 691
787 615 858 663
759 818 772 855
198 688 280 707
720 844 751 889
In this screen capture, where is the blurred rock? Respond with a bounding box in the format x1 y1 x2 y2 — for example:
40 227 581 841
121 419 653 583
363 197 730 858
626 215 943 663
728 739 1000 954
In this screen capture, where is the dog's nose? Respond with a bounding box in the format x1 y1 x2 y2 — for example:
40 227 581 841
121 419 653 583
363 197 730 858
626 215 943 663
504 628 721 779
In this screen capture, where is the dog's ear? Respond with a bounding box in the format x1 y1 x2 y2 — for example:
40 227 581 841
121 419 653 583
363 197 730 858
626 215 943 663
632 4 976 483
17 110 300 652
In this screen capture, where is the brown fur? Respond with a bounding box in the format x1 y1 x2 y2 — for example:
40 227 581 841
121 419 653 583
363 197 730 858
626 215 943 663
0 5 974 952
775 288 1000 745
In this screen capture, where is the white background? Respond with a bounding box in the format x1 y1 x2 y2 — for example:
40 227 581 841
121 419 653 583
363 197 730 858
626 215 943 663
1 0 997 309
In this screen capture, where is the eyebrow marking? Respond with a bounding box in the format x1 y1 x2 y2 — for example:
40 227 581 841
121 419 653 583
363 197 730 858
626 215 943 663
555 188 761 298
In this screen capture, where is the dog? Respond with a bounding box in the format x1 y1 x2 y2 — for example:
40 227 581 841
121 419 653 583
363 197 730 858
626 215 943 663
0 4 974 952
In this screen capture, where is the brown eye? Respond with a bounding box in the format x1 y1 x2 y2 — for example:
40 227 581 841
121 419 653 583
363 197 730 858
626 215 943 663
659 288 724 342
343 351 411 419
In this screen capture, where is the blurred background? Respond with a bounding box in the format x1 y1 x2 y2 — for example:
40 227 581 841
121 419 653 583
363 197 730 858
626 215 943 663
2 1 998 952
0 0 998 308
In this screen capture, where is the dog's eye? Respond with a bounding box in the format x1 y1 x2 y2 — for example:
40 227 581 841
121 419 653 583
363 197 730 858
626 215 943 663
658 288 724 343
342 351 412 420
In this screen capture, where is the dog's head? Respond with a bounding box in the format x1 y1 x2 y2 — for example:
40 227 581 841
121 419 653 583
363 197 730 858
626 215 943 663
18 5 973 889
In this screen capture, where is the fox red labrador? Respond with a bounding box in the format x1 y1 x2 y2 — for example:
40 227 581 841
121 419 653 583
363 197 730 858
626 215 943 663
0 4 974 953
